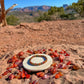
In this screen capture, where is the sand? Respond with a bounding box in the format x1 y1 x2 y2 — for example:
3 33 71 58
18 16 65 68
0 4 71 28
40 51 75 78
0 20 84 84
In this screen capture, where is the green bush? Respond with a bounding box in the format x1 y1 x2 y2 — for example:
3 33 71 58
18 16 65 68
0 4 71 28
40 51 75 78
37 12 51 22
60 14 76 20
37 6 65 22
67 0 84 17
6 15 19 25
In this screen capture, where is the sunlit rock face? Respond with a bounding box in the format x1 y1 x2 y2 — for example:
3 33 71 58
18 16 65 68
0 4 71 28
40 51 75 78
11 6 51 12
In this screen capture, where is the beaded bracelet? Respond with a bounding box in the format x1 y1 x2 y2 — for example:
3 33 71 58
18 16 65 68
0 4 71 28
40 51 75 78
29 55 47 66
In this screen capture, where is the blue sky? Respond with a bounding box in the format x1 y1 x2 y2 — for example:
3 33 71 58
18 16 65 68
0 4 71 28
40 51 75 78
5 0 78 9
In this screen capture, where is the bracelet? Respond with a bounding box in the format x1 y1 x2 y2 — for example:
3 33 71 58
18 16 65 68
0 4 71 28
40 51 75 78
29 55 47 66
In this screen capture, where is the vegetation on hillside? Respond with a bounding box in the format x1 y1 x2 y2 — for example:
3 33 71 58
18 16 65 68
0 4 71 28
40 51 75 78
37 7 65 22
67 0 84 17
6 0 84 25
6 15 19 25
37 0 84 22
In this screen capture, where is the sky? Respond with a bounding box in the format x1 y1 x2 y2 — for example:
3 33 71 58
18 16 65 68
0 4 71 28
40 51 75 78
4 0 78 9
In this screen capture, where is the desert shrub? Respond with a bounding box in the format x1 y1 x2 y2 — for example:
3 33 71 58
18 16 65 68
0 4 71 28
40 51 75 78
37 12 51 22
60 14 76 20
37 6 65 22
67 0 84 17
48 6 64 15
6 15 19 25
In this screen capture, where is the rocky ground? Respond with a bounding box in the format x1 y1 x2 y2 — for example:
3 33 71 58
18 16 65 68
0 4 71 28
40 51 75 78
0 20 84 84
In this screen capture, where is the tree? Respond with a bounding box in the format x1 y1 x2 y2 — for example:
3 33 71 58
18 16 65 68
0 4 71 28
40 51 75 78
48 6 64 15
67 0 84 17
0 0 17 26
37 6 65 22
6 15 19 25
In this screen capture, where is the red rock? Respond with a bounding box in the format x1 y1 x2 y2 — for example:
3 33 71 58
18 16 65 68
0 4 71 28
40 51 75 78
53 52 59 57
55 73 60 79
11 63 18 68
27 50 33 54
42 49 46 52
21 71 26 78
2 70 10 76
33 51 38 54
42 74 49 79
14 60 22 66
59 55 65 62
15 71 21 79
72 65 80 70
6 67 12 72
9 74 15 80
18 51 24 56
58 72 63 76
62 66 67 69
29 83 32 84
55 50 57 52
66 61 71 65
60 50 64 54
39 72 44 77
51 55 55 58
7 58 13 63
50 68 57 74
36 72 44 77
12 55 17 59
0 75 2 79
52 63 57 67
57 64 62 69
65 53 70 56
26 74 31 79
48 48 53 52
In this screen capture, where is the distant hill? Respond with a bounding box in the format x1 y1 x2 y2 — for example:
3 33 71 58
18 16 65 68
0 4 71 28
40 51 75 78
10 5 70 12
11 5 51 12
7 5 77 23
